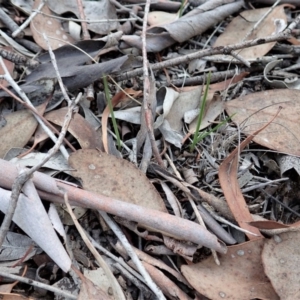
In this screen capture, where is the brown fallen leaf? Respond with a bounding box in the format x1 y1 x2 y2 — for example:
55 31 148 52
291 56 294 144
45 107 102 150
225 89 300 156
30 0 75 50
262 231 300 300
181 239 279 300
69 149 166 212
218 108 281 239
213 5 289 59
0 104 47 158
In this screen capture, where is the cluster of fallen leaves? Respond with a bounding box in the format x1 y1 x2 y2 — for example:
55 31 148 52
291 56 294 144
0 0 300 299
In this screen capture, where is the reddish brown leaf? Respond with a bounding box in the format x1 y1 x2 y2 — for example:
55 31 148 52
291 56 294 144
45 107 102 149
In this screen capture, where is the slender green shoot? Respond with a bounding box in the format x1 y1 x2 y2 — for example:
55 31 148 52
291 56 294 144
103 76 121 150
194 113 236 144
190 72 211 151
179 0 186 17
190 72 235 151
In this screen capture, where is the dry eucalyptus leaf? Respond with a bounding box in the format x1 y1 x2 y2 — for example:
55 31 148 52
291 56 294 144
262 231 300 300
69 149 167 212
30 0 75 50
225 89 300 157
213 5 288 60
0 105 46 158
181 239 279 300
148 11 179 27
47 0 119 35
45 107 103 150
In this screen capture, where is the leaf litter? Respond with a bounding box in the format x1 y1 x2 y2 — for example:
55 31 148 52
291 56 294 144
0 0 300 299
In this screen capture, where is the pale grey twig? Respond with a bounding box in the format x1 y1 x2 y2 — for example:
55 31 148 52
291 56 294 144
12 1 45 38
99 211 166 300
43 33 72 105
0 271 77 299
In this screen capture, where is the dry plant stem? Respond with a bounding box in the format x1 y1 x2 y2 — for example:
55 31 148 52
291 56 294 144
12 1 45 38
0 7 24 38
188 195 220 265
201 203 259 236
43 34 72 104
76 0 90 40
87 232 147 284
230 51 251 68
33 10 136 23
0 100 77 248
0 271 76 299
0 58 69 159
99 211 166 300
0 83 76 153
113 263 152 297
110 0 144 23
64 194 126 300
115 15 300 81
141 0 164 167
75 0 95 100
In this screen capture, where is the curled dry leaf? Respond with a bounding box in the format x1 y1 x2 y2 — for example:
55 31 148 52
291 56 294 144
262 231 300 300
181 239 279 300
225 89 300 157
45 107 103 150
213 5 288 60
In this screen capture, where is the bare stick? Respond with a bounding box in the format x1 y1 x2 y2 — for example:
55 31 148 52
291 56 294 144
99 211 166 299
12 1 45 38
0 7 24 38
64 194 126 300
115 14 300 82
0 271 77 299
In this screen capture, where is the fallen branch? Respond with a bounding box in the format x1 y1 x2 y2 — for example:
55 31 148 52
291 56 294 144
0 158 227 254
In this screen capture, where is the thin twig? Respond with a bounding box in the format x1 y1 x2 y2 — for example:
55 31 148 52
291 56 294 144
98 211 166 300
12 1 45 38
114 14 300 82
0 271 77 299
0 7 24 38
64 194 126 300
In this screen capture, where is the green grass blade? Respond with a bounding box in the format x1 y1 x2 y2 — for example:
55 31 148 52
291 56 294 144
190 72 211 151
103 76 121 150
